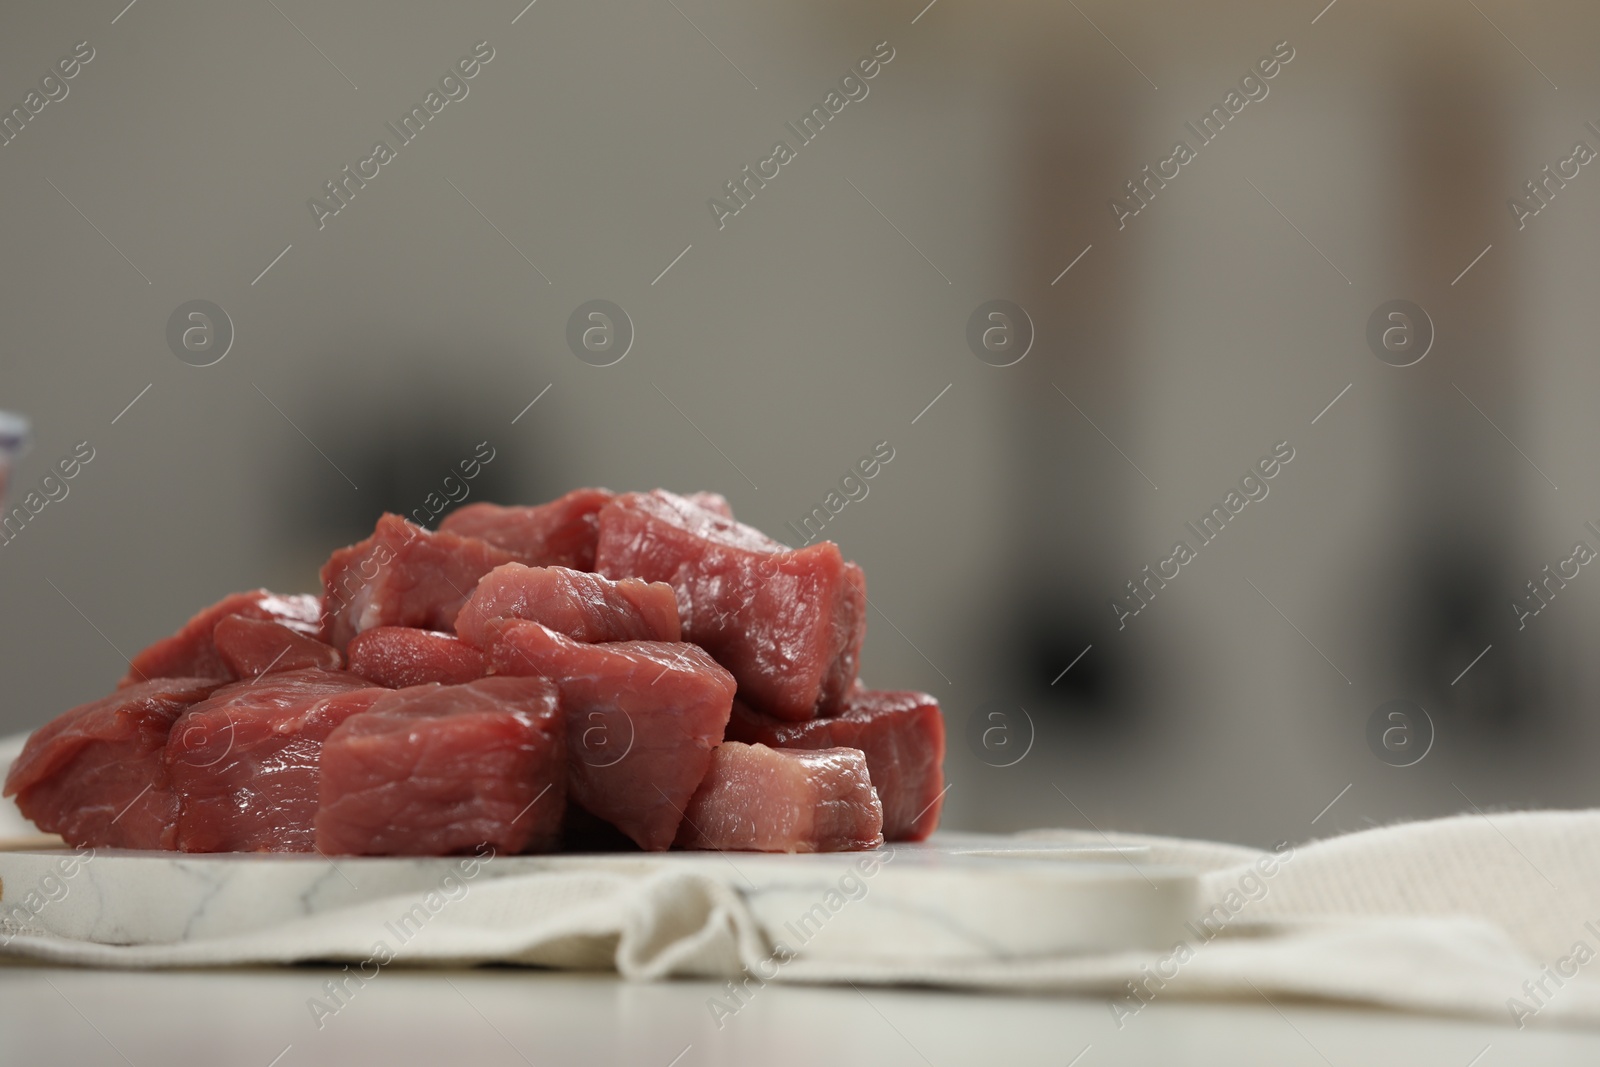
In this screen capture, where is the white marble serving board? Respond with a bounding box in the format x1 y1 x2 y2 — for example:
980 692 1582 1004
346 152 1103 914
0 833 1197 964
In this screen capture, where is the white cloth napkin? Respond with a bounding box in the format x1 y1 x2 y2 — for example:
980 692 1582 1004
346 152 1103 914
3 724 1597 1030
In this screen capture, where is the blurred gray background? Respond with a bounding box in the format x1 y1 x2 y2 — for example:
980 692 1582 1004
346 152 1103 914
3 0 1598 850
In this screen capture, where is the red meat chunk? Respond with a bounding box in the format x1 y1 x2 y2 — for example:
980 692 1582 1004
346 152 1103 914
594 491 866 721
121 590 322 687
725 687 945 841
316 677 566 856
165 668 384 852
214 616 343 678
320 513 516 650
346 627 489 688
4 677 219 849
675 742 884 853
486 619 734 851
439 488 615 570
454 563 680 650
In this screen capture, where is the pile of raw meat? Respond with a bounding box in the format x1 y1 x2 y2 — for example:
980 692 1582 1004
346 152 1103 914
4 490 944 855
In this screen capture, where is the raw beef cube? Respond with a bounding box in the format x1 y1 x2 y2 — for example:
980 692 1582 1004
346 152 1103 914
121 590 322 687
316 677 565 856
320 513 517 649
454 563 680 649
346 627 489 688
594 490 866 720
486 619 735 851
3 677 219 849
214 615 343 678
439 488 615 570
726 688 945 841
675 742 883 853
165 668 384 852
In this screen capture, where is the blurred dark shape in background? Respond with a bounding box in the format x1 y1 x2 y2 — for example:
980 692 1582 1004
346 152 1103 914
280 370 528 550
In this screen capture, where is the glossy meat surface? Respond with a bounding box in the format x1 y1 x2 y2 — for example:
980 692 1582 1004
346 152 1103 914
4 677 219 849
439 488 615 570
165 669 383 852
725 687 945 841
346 627 489 688
320 514 515 649
454 563 680 649
486 619 734 850
675 742 883 853
214 615 343 678
121 590 322 687
316 677 565 856
594 491 866 721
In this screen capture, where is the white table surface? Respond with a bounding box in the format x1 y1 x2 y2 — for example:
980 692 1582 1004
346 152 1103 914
3 961 1595 1067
